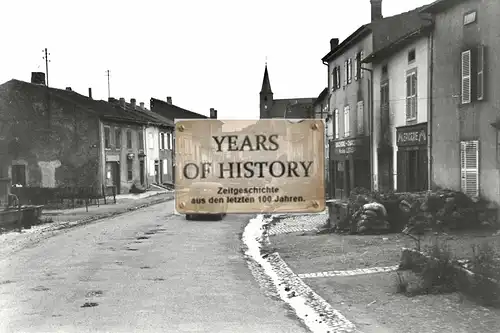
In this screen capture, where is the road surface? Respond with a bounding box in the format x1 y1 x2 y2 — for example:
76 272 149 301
0 200 308 333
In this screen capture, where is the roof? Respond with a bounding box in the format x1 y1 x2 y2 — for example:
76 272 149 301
150 97 208 120
362 21 433 64
321 4 432 63
260 65 273 94
420 0 472 13
313 88 329 106
266 98 315 119
109 98 174 128
2 79 154 125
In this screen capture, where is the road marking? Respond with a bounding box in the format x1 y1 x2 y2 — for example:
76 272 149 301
298 265 399 279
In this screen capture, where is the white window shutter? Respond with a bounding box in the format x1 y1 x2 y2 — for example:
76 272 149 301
360 51 364 78
406 75 411 120
344 106 350 137
461 50 471 104
354 55 358 81
334 109 339 139
460 140 479 197
477 45 484 100
357 101 364 134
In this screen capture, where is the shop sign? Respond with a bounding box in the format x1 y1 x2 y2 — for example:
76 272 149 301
333 138 365 155
396 123 427 147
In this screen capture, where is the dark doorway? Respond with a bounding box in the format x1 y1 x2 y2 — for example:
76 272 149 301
105 162 120 193
154 160 160 184
378 151 394 192
354 160 370 190
139 159 145 186
159 160 164 184
11 164 26 186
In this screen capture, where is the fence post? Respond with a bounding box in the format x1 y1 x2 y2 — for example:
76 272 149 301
102 184 107 205
113 186 116 204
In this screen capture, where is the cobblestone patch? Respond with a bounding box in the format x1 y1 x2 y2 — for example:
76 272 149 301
298 265 399 279
268 212 328 236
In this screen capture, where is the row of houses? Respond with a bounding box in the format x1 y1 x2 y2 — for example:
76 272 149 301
0 71 219 205
260 0 500 212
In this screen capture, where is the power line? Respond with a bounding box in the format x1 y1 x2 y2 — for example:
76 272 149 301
42 48 51 87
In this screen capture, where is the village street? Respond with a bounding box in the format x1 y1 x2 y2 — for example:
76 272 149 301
0 200 307 333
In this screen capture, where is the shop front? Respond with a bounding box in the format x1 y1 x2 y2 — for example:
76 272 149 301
329 136 370 199
396 122 428 192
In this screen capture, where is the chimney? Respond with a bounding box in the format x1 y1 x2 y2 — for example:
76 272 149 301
130 98 136 109
88 88 92 99
108 97 117 103
31 72 46 85
140 102 145 109
119 97 125 107
166 96 172 105
330 38 339 51
370 0 383 21
65 87 72 91
210 108 217 119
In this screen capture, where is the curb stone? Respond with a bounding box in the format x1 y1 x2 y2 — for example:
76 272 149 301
244 215 360 333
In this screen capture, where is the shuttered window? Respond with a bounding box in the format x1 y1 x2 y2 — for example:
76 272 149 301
332 68 337 91
357 101 364 135
344 61 348 86
354 54 359 81
461 50 471 104
347 59 352 84
460 140 479 197
406 72 417 121
334 109 339 139
477 45 485 100
336 66 341 89
344 106 350 137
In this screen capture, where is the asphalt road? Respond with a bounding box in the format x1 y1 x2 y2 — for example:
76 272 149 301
0 200 308 333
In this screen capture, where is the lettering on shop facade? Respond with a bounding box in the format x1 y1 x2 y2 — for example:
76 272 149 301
396 122 428 147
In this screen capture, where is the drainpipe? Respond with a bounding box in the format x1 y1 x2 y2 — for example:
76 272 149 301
361 66 375 191
427 31 434 191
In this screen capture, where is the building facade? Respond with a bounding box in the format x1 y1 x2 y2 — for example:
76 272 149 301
313 88 331 197
363 18 433 193
423 0 500 208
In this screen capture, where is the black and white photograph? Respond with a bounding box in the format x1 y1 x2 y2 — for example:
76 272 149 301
1 0 500 332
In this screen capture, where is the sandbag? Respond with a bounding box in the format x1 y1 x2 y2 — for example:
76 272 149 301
363 209 378 218
363 202 387 217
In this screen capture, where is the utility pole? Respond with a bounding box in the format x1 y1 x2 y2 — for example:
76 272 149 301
105 70 111 99
42 48 50 87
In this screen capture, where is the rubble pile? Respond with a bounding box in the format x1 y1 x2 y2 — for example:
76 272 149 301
351 202 391 234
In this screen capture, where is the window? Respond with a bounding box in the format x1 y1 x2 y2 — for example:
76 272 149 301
11 164 26 186
148 133 154 150
477 45 485 100
354 51 363 80
382 64 388 76
334 109 339 139
126 130 132 149
160 133 165 150
464 11 477 25
336 66 341 89
343 106 350 137
408 49 416 63
406 71 417 121
460 140 479 197
104 126 111 149
344 61 348 86
332 66 341 91
347 58 352 84
138 130 144 150
357 101 364 135
461 50 471 104
163 159 168 175
127 159 133 181
167 132 172 150
115 128 121 149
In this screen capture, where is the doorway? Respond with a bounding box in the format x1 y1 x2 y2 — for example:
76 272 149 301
139 159 145 186
105 162 120 193
154 160 160 184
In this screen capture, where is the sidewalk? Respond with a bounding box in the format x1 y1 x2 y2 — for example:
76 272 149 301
0 190 174 262
266 214 500 333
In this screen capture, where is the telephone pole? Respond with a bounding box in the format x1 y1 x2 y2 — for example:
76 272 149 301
105 70 111 99
42 48 50 87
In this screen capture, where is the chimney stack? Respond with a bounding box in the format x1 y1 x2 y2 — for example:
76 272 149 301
31 72 46 85
330 38 339 51
370 0 383 21
119 97 125 107
166 96 172 105
130 98 136 109
108 97 117 103
65 87 72 91
88 88 92 99
210 108 217 119
140 102 145 109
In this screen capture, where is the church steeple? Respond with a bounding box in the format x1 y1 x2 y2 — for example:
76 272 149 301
260 64 273 94
259 64 274 119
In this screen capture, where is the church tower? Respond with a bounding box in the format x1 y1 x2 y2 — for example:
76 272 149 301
259 64 273 119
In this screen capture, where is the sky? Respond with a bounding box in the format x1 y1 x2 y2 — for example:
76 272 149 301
1 0 432 120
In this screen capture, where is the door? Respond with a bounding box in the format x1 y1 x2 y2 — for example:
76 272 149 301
139 159 145 185
105 162 120 194
159 159 164 184
154 160 160 184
